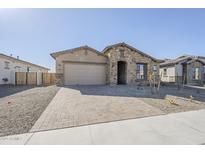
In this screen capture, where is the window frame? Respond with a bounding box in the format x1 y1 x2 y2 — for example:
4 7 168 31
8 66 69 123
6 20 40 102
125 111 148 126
136 63 147 80
15 66 21 71
193 67 200 80
119 49 125 58
4 61 10 69
163 68 167 76
27 67 31 72
153 65 157 72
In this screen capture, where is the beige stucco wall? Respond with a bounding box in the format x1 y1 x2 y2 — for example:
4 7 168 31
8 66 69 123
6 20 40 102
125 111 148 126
104 46 160 85
0 56 48 85
55 49 108 74
160 66 176 82
54 49 108 85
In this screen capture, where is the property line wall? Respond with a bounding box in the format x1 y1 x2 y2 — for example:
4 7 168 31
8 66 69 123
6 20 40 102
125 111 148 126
0 56 48 85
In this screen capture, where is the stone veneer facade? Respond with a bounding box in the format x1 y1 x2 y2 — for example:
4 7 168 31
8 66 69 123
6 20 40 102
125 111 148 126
187 61 205 85
51 43 161 86
104 45 160 85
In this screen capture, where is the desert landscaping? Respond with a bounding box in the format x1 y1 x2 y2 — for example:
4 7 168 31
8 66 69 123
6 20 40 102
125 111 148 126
0 85 205 137
0 85 60 137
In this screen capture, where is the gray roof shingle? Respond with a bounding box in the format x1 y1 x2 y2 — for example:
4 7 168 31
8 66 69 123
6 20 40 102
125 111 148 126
102 42 163 62
160 55 205 67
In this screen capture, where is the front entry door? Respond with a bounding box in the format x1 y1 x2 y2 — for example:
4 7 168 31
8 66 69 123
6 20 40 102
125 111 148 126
182 63 187 84
117 61 126 84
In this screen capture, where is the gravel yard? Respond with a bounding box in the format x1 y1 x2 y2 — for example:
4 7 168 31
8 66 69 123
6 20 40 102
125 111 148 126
0 85 34 98
0 85 60 137
141 97 205 114
140 86 205 114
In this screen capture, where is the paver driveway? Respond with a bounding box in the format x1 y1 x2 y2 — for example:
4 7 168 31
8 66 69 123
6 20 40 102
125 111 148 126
30 86 164 132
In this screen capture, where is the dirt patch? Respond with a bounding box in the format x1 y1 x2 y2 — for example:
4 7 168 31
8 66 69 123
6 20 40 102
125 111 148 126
0 86 60 137
141 97 205 114
139 86 205 113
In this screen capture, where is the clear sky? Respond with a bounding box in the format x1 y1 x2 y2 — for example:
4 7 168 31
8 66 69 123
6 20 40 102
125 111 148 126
0 9 205 71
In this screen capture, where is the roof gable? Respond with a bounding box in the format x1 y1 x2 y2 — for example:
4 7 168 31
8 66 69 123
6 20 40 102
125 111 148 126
51 45 107 59
102 42 162 62
186 58 205 65
160 55 205 67
160 56 192 67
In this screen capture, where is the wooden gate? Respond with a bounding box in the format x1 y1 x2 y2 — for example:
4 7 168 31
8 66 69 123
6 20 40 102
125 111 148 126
50 73 56 85
16 72 27 85
42 73 56 86
15 72 56 86
27 72 37 85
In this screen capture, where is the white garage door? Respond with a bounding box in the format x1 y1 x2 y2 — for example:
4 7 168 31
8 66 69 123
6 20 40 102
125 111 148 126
64 63 106 85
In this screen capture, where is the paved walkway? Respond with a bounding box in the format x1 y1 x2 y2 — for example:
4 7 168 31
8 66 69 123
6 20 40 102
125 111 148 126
30 87 164 132
1 109 205 145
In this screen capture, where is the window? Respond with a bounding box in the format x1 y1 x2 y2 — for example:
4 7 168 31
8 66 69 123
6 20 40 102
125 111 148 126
15 66 21 71
4 61 10 69
27 67 31 72
119 50 124 57
193 67 199 80
136 63 147 80
153 65 157 72
163 68 167 76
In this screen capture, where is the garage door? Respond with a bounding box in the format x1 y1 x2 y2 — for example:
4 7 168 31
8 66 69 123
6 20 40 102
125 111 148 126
64 63 106 85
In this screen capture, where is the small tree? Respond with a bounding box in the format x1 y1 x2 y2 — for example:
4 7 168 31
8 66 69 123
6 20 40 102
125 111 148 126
148 72 161 95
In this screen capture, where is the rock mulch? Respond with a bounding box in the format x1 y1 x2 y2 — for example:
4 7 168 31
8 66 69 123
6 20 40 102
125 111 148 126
140 86 205 114
141 97 205 114
0 86 60 137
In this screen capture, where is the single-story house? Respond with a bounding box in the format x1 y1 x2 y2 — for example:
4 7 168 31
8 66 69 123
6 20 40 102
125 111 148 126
160 55 205 86
51 42 162 85
0 53 49 85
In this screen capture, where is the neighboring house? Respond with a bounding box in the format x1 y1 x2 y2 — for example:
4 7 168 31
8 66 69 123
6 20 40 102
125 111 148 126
51 42 162 85
0 53 49 85
160 55 205 86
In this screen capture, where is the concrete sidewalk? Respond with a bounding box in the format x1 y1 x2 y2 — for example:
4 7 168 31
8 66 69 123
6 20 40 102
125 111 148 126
1 109 205 145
